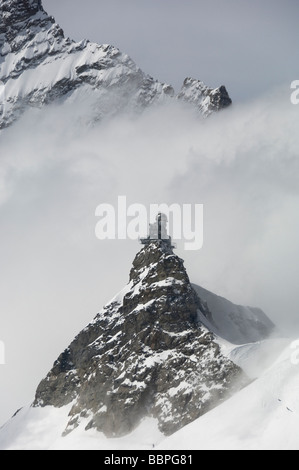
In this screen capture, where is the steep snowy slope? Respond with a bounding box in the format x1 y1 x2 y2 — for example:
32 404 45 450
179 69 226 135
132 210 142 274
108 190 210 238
193 284 275 345
0 339 293 450
0 0 232 128
159 341 299 450
0 0 173 128
0 405 164 450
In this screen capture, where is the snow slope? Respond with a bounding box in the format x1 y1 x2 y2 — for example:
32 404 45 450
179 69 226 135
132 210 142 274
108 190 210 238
0 338 295 450
193 284 275 345
159 340 299 450
0 405 164 450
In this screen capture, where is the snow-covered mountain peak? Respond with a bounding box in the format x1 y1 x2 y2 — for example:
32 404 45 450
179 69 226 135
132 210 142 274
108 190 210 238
177 77 232 116
0 0 232 128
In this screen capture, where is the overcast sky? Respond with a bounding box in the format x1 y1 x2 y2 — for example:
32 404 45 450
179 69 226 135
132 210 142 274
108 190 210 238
43 0 299 102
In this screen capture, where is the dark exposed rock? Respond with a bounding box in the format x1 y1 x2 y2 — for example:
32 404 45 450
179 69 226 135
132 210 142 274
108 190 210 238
177 78 232 116
34 241 246 437
0 0 62 54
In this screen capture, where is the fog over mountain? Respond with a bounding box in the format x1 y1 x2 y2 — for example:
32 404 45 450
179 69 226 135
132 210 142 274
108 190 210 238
1 84 298 428
0 0 299 447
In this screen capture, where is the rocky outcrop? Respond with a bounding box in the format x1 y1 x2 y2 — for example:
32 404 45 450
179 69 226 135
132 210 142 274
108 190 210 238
0 0 62 52
177 78 232 116
34 241 246 437
0 0 232 128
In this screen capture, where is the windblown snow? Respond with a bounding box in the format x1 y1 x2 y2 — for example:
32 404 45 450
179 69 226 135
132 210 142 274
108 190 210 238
0 338 295 450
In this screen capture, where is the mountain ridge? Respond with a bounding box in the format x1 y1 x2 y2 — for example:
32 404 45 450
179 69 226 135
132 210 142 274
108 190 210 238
193 284 275 345
0 0 232 128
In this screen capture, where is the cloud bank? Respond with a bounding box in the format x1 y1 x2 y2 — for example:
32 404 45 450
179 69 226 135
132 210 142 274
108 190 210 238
0 83 298 425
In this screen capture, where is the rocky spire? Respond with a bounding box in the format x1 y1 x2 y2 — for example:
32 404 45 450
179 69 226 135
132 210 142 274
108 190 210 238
177 78 232 116
33 240 246 437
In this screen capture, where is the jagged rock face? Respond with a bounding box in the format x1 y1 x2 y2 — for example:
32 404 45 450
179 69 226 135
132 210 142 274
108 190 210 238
34 241 246 437
0 0 60 51
177 78 232 116
0 0 231 128
0 0 174 128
